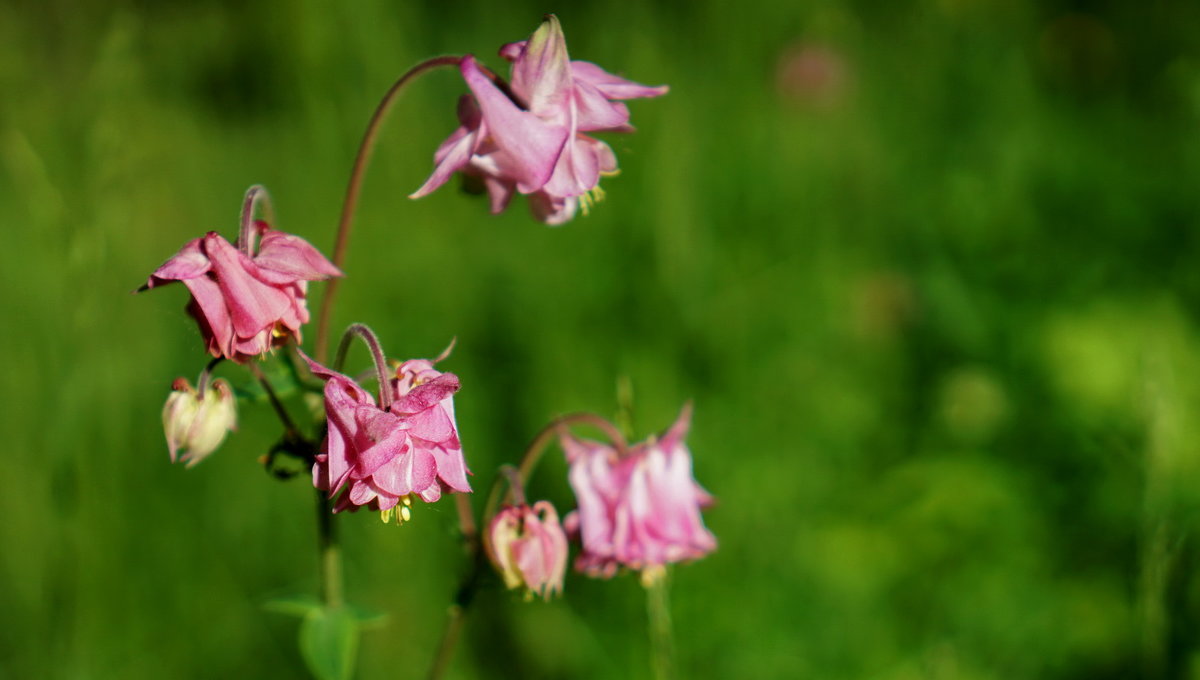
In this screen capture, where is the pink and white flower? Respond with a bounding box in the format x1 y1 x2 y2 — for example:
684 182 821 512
303 350 471 519
411 15 668 224
561 406 716 577
162 376 237 467
143 221 341 362
486 501 569 599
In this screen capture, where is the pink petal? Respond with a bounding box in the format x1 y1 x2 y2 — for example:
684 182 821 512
348 480 378 506
147 237 210 286
528 192 577 226
542 136 601 199
509 16 573 116
498 40 526 62
404 406 454 443
461 56 568 193
417 483 442 503
570 61 669 100
430 443 472 493
409 124 480 199
483 176 516 214
180 275 233 358
658 403 693 453
253 230 342 282
355 423 410 478
298 349 345 383
371 447 436 496
202 233 292 339
391 374 460 415
572 77 631 131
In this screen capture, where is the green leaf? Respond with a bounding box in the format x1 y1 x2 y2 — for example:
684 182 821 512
299 605 360 680
233 359 300 402
263 594 322 618
346 603 388 629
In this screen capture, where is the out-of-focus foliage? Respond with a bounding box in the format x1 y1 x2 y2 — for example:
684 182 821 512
2 0 1200 678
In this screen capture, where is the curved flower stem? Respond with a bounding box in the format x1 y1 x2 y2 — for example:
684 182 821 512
501 466 527 506
427 414 628 680
334 323 393 411
313 55 463 363
475 413 627 554
195 357 223 399
514 412 628 499
237 184 275 256
454 494 477 544
644 567 675 680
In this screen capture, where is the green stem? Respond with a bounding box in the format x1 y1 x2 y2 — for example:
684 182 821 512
514 413 628 496
316 490 344 608
427 414 628 680
313 55 462 363
644 568 675 680
426 603 466 680
247 362 300 438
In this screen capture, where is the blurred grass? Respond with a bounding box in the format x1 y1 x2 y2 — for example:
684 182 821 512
3 0 1200 677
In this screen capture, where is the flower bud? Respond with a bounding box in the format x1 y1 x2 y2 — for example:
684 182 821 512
486 501 569 600
163 377 237 467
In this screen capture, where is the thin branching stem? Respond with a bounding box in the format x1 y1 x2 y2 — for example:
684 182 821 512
247 361 300 438
427 414 628 680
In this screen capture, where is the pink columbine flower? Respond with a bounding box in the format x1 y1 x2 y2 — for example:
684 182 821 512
560 406 716 578
143 221 342 363
303 351 471 521
486 501 569 600
162 377 237 467
410 14 668 224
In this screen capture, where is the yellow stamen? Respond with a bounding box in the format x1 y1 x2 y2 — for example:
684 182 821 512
578 185 607 217
379 494 416 525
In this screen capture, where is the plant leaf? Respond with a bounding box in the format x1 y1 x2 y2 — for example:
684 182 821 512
263 593 322 618
299 605 359 680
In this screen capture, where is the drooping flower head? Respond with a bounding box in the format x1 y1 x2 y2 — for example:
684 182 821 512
142 220 342 362
486 501 569 600
303 347 471 522
561 405 716 578
411 15 668 224
162 376 237 467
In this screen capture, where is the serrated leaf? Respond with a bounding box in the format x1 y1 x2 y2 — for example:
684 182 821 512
299 605 359 680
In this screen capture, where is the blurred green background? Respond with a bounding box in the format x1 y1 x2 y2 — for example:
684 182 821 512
4 0 1200 677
